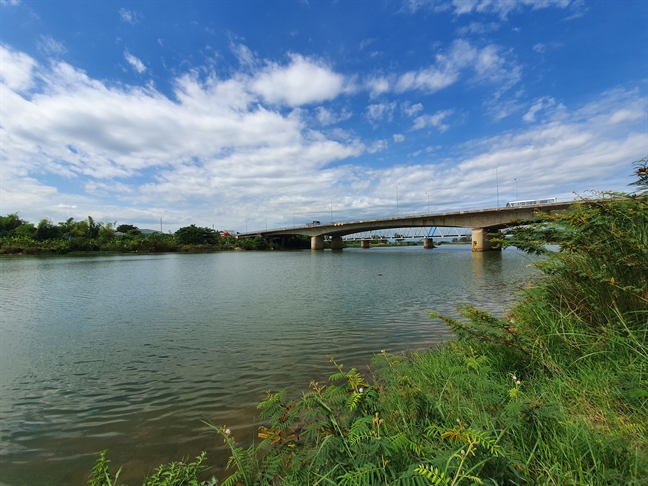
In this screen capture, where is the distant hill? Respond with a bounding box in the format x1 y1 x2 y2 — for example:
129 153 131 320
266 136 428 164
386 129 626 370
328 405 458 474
140 229 162 235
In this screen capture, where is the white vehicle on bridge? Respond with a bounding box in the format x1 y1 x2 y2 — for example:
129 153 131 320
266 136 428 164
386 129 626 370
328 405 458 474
506 197 557 208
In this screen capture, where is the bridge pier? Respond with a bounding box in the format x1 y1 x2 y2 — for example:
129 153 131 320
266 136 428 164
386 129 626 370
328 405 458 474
330 236 343 250
472 228 501 252
311 236 324 250
360 240 371 249
423 238 434 249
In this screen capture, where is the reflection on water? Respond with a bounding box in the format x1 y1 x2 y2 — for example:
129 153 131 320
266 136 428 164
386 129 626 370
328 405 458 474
0 246 539 485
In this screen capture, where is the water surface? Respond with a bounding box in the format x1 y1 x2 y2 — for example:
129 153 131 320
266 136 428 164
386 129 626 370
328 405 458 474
0 246 538 485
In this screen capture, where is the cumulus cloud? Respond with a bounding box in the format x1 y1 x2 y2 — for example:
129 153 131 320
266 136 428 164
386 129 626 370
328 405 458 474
0 46 369 227
124 50 146 73
251 54 348 107
393 134 405 142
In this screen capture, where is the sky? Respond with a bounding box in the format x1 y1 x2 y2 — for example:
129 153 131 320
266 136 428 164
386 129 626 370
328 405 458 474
1 0 647 233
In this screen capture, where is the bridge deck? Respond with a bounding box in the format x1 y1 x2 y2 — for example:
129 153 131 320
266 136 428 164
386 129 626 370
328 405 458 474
238 202 572 239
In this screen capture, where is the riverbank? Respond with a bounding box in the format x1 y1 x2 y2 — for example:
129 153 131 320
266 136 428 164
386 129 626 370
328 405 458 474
88 193 647 485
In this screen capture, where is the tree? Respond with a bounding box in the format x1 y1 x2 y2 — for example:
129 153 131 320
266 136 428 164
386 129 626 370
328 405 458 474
116 224 141 235
0 213 28 236
174 224 220 245
11 222 36 238
35 218 61 241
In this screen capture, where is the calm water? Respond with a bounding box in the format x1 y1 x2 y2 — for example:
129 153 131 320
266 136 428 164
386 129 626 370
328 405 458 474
0 246 539 485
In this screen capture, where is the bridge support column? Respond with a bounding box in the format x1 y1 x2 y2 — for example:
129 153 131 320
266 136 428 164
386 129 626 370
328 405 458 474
423 238 435 249
330 236 343 250
472 228 501 252
311 236 324 251
360 240 371 249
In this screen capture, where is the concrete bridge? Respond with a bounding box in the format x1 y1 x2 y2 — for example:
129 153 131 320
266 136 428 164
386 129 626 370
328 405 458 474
238 202 572 251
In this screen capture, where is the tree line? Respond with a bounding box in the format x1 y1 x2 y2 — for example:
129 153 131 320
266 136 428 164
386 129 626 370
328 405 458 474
0 216 306 254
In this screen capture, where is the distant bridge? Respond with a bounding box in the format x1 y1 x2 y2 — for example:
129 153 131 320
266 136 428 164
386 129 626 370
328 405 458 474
238 202 572 251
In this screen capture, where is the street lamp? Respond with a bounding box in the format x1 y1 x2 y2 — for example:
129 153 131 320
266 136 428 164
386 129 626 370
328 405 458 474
514 178 518 201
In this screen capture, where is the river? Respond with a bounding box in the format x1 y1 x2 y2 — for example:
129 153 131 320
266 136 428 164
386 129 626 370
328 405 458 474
0 245 539 485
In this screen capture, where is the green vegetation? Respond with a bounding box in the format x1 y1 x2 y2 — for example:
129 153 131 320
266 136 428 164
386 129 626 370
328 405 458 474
88 163 647 485
0 217 289 254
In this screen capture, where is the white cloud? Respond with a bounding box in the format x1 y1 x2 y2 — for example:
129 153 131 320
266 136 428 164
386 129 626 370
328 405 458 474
0 46 370 227
412 110 453 131
393 134 405 142
523 96 556 122
124 50 146 73
366 102 397 123
230 43 256 67
251 54 348 107
367 140 388 153
38 36 66 56
395 39 520 95
315 106 352 126
456 22 500 35
403 0 575 19
366 76 391 98
533 43 546 53
609 109 644 125
401 102 424 117
359 38 376 50
119 8 138 24
0 45 36 91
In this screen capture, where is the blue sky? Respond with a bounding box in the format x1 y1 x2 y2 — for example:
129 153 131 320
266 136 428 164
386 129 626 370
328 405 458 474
1 0 646 232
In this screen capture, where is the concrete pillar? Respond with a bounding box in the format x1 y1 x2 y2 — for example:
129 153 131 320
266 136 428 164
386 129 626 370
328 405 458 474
472 228 500 252
360 240 371 249
330 236 343 250
311 235 324 250
423 238 434 249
